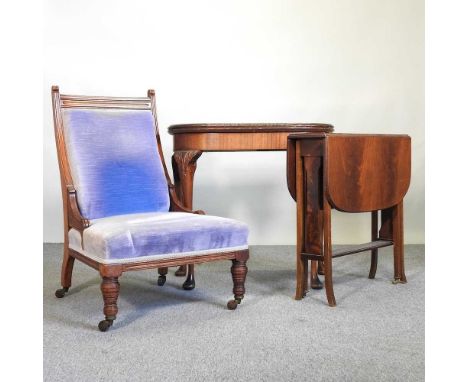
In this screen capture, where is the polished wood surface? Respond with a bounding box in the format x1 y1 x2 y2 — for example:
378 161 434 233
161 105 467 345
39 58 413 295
52 87 249 331
287 133 411 306
325 134 411 212
169 123 334 278
170 123 333 151
169 123 334 134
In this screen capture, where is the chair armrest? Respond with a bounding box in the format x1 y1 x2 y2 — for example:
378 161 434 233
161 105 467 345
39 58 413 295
168 184 205 215
66 185 90 231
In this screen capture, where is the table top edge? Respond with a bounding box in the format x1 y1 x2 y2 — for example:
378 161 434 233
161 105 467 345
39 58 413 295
168 123 334 134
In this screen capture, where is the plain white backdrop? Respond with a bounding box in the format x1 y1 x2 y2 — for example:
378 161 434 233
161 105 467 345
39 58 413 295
4 0 468 381
43 0 424 244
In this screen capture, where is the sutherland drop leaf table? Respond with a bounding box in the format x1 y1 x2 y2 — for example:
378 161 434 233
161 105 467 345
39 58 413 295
287 133 411 306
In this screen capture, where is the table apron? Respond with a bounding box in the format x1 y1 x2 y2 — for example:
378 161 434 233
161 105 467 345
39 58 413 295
172 132 299 151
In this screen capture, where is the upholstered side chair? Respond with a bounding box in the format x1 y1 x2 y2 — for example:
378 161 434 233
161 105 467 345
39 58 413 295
51 86 249 331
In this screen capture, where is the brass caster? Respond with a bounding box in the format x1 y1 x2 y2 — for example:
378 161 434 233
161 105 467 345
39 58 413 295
55 287 69 298
227 299 239 310
98 319 113 332
157 275 166 286
392 278 407 285
182 279 195 290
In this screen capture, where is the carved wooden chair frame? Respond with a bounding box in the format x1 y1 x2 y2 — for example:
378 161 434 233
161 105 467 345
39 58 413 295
51 86 249 331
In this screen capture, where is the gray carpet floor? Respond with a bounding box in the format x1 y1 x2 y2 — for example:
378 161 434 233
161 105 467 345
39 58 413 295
43 244 424 382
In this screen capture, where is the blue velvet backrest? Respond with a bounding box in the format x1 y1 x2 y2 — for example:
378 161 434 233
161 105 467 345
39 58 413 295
62 108 170 220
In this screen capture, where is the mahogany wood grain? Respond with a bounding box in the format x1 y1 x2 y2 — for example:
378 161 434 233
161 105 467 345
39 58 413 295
325 134 411 212
231 259 248 301
287 133 410 306
287 132 327 201
170 124 333 151
173 132 327 151
101 277 120 320
303 150 324 291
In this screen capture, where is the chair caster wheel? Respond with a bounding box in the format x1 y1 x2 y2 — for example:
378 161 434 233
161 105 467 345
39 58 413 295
55 287 69 298
98 319 113 332
227 297 242 310
157 276 166 286
227 297 243 310
182 280 195 290
227 300 238 310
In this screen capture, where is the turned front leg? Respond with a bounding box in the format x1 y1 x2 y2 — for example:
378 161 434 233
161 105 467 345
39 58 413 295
227 252 249 310
98 276 120 332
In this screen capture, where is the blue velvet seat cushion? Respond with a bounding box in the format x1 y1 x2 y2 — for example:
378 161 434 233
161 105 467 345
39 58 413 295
68 212 249 264
62 108 170 220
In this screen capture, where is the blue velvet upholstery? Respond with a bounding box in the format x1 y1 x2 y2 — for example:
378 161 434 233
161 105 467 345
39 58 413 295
68 212 249 264
62 109 169 220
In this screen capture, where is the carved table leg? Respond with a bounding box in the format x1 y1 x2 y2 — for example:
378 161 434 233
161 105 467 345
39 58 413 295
55 245 75 298
172 150 203 280
99 276 120 332
227 255 248 310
